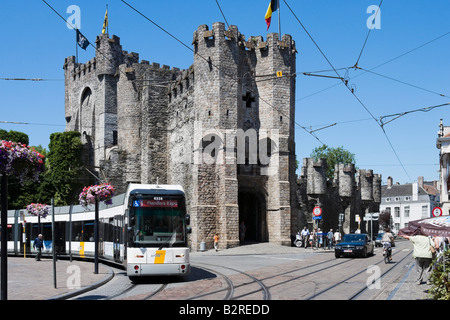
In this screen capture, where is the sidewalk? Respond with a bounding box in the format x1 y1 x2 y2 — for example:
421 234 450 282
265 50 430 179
4 256 113 300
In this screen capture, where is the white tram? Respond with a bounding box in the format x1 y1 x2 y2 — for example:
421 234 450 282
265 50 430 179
5 184 191 280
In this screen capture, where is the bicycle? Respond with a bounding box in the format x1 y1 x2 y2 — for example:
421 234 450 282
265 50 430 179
382 242 392 263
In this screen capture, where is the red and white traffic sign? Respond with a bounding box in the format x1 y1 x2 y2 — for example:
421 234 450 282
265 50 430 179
313 206 322 217
432 207 443 217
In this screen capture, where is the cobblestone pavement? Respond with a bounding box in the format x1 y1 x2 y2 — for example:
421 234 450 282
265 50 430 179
4 256 112 300
4 242 433 300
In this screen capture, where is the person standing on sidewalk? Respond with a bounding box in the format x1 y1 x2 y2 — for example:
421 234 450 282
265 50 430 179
213 233 219 252
400 234 434 285
33 234 44 261
301 227 310 248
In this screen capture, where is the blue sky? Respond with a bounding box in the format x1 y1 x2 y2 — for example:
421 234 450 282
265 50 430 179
1 0 449 185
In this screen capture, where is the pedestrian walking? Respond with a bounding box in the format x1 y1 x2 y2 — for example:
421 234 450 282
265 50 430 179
301 227 310 248
400 234 434 285
239 221 246 244
317 228 323 248
334 230 341 245
214 233 219 252
327 229 334 249
34 234 44 261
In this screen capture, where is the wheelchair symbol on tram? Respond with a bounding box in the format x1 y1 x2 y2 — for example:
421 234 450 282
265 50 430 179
133 200 140 207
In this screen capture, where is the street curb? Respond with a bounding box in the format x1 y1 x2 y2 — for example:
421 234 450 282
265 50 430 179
47 265 115 300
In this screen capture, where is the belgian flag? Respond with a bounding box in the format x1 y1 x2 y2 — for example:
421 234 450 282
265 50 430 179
265 0 279 31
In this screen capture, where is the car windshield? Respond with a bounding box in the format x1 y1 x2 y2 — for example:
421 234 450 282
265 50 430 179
342 234 366 243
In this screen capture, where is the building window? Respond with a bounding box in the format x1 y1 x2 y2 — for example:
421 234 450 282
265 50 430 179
422 205 428 218
395 197 400 201
404 206 410 218
394 207 400 218
405 196 411 201
386 198 391 202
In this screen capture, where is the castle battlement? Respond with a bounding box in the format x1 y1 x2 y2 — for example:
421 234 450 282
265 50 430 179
192 22 296 54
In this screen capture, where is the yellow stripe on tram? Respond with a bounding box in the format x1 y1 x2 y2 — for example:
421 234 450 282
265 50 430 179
154 250 166 264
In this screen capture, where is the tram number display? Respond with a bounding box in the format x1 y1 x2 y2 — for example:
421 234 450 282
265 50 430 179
133 199 178 208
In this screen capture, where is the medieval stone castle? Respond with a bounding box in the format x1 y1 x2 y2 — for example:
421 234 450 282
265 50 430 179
63 22 380 250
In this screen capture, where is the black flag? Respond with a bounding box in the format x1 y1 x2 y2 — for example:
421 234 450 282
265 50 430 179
76 29 89 50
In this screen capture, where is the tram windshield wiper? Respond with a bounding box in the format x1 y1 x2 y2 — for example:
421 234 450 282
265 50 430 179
158 232 176 250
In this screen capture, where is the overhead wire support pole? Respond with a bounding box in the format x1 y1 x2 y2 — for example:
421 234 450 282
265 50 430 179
303 72 345 81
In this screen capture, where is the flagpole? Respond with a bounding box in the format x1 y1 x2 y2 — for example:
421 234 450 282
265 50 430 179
75 28 78 64
278 0 281 39
106 4 109 34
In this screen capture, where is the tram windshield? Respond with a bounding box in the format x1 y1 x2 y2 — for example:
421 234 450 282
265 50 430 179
128 196 187 248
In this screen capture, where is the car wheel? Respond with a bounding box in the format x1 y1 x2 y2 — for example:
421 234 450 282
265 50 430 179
335 253 340 258
362 248 367 258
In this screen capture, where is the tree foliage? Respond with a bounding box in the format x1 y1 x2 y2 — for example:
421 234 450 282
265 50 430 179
47 131 86 206
0 129 29 146
2 130 88 209
428 250 450 300
310 145 356 179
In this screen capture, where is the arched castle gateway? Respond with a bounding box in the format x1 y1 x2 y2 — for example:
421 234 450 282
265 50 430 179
63 22 298 250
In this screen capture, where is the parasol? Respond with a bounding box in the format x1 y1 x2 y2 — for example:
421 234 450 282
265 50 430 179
398 216 450 237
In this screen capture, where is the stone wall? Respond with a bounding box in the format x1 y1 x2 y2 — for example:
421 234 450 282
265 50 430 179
298 158 381 235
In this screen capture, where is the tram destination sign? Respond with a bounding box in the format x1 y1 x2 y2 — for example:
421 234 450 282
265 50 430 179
134 199 178 208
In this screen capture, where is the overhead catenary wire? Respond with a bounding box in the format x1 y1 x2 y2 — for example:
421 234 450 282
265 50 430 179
215 0 230 29
297 28 450 102
283 0 412 181
120 0 325 145
354 0 383 67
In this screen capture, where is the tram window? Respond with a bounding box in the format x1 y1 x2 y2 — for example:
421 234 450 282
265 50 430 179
72 220 94 241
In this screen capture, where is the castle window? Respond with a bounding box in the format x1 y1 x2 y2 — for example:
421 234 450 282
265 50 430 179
112 131 118 145
81 87 92 107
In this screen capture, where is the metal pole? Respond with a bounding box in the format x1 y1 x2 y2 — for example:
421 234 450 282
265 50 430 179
69 204 73 262
278 0 281 40
51 198 57 289
94 198 99 274
1 174 8 300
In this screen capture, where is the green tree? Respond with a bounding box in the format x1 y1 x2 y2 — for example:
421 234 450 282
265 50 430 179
46 131 87 206
310 145 356 179
0 129 29 145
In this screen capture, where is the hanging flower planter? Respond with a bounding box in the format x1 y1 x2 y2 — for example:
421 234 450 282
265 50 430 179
79 183 115 208
0 140 45 184
26 203 50 219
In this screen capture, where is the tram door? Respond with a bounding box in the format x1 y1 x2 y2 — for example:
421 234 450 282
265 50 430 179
113 215 122 262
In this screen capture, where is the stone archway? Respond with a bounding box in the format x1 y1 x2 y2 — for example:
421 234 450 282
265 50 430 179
238 190 267 243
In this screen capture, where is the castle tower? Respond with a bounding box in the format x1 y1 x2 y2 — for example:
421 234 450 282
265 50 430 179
190 22 297 249
63 34 135 174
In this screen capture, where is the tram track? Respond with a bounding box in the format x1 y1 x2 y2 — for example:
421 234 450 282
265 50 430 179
304 246 413 300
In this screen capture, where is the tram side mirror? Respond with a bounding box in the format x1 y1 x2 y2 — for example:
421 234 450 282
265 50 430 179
185 214 190 226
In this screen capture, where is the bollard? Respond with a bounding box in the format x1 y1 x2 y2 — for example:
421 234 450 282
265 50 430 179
200 241 206 252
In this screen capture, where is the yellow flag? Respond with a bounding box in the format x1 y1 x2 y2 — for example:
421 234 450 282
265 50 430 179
102 9 108 34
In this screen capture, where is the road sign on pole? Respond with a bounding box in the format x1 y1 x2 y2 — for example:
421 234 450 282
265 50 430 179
313 206 322 217
432 207 443 217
